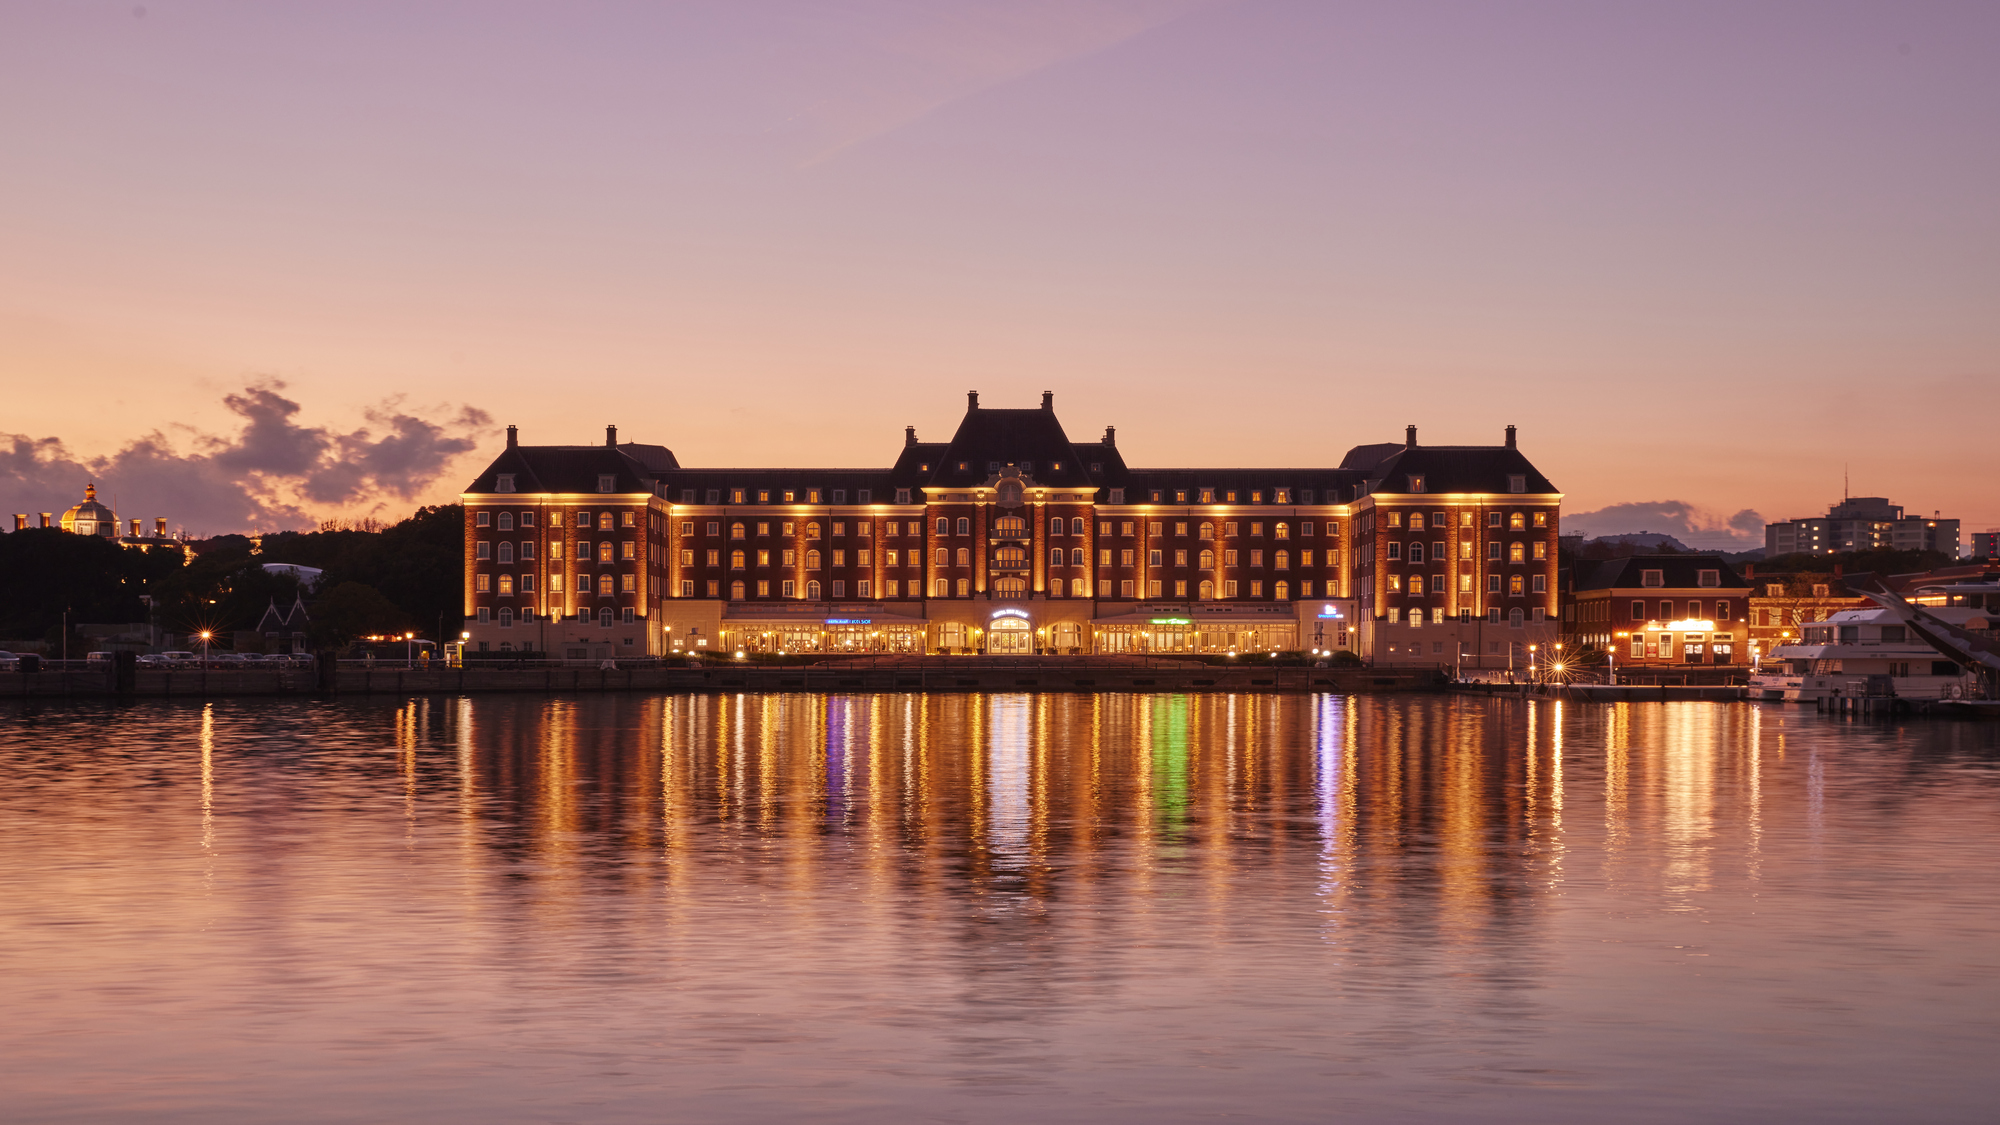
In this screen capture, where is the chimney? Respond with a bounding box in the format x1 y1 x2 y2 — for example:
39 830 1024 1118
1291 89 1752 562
131 518 142 537
1743 563 1756 579
905 425 917 447
12 514 23 532
606 424 617 448
967 390 979 411
1041 391 1053 411
1504 425 1517 449
156 517 167 537
40 513 52 528
1104 426 1116 447
1405 425 1417 449
506 425 518 448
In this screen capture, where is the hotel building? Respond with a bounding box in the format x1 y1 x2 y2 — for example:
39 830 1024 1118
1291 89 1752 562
461 393 1561 663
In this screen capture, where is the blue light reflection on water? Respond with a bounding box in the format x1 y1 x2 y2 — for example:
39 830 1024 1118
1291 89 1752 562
3 693 2000 1124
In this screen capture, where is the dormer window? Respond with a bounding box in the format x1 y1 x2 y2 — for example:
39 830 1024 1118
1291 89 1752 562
597 475 615 493
896 489 912 504
1408 475 1425 493
1698 570 1720 587
1052 462 1063 471
1089 463 1101 473
958 462 970 472
1275 489 1289 504
496 474 515 493
1508 474 1527 494
1109 489 1124 504
1642 570 1664 588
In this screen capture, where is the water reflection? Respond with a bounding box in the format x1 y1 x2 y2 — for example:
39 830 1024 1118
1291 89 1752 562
4 693 2000 1123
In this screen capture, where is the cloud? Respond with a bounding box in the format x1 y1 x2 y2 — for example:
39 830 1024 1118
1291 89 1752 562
1564 500 1766 550
0 381 490 535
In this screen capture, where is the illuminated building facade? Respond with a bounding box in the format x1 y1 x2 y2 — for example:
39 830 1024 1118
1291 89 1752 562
1567 555 1751 668
461 394 1562 663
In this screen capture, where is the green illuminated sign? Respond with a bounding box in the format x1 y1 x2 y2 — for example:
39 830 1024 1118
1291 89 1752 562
1149 618 1192 625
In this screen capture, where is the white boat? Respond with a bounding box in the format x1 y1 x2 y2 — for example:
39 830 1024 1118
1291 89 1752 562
1750 605 1985 703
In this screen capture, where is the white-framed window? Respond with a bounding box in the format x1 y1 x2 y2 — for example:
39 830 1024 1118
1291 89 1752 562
857 579 871 598
1224 579 1239 597
477 607 489 623
1699 570 1720 587
1120 580 1135 598
598 475 616 493
1642 570 1664 588
498 608 513 627
621 575 636 593
475 511 491 528
1532 575 1547 593
1387 543 1401 560
896 489 911 503
495 474 515 493
680 579 694 597
1507 475 1526 493
476 542 491 560
1098 579 1113 597
1109 489 1124 504
956 518 971 535
476 574 491 592
956 578 969 597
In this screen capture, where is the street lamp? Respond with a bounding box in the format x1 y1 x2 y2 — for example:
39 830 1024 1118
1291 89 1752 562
1528 643 1538 684
199 630 212 666
405 631 416 668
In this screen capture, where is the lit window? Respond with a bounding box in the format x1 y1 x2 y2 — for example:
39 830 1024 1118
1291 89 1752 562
621 575 636 593
1224 580 1239 597
1509 575 1524 596
1509 542 1524 563
476 573 491 592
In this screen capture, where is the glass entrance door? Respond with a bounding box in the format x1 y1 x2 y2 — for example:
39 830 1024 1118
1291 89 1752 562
987 618 1031 654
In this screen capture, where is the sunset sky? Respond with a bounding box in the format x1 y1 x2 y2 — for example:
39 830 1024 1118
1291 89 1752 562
3 1 1996 544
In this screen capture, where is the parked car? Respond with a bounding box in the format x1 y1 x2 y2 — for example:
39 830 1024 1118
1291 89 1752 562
0 650 19 671
236 653 270 666
86 652 115 666
135 654 164 668
157 651 198 668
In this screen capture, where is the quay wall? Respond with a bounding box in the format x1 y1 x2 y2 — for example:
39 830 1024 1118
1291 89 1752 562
2 663 1445 700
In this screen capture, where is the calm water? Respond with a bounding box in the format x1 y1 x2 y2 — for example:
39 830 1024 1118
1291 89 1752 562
4 693 2000 1123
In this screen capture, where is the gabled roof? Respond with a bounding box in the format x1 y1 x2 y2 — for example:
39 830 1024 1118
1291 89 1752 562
1576 555 1751 592
925 403 1098 488
1365 445 1558 496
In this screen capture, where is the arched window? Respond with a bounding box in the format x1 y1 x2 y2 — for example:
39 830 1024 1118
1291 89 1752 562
956 517 970 535
995 546 1025 565
730 581 745 600
1509 607 1524 628
1409 513 1425 530
1509 542 1525 563
1274 581 1290 600
934 548 949 567
598 575 614 595
936 518 949 536
1275 551 1289 570
994 516 1025 533
1409 543 1425 564
1199 523 1214 540
934 578 950 597
497 542 514 564
499 607 513 626
730 522 745 539
806 550 821 569
806 522 821 539
955 547 969 566
1051 547 1064 566
730 550 745 569
1274 522 1289 540
1198 579 1215 600
1072 578 1088 597
1199 550 1214 569
1049 580 1063 597
1050 517 1065 536
498 575 514 595
1071 548 1085 565
806 580 821 599
1509 574 1524 596
497 512 514 531
1071 518 1086 535
993 577 1027 598
599 607 614 627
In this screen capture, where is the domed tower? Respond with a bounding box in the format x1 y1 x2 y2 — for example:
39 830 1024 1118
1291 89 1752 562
60 483 117 538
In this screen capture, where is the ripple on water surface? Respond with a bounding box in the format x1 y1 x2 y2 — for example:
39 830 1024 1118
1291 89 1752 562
3 693 2000 1123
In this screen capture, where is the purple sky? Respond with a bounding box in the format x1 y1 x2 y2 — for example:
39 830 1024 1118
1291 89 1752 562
3 1 1996 544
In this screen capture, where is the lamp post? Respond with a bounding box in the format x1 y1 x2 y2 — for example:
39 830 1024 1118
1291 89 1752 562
1528 643 1538 684
405 631 415 668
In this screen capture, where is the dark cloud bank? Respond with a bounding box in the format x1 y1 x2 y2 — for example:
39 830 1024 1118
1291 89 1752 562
1 382 490 535
1564 500 1766 550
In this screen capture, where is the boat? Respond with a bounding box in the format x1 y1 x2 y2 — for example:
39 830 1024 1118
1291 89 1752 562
1752 576 2000 705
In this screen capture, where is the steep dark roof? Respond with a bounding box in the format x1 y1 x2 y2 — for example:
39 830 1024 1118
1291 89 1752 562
616 443 680 472
926 406 1096 488
1340 443 1405 471
1576 555 1751 592
465 444 660 494
1365 446 1558 496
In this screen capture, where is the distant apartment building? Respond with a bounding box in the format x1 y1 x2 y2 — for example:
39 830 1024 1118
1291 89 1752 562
1975 530 2000 560
1764 497 1960 558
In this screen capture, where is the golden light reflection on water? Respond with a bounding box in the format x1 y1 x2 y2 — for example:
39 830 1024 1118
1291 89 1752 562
5 693 2000 1124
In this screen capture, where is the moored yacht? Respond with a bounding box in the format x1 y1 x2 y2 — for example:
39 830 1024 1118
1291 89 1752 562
1751 605 1985 702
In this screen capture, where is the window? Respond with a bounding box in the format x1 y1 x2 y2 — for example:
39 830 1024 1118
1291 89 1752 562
1050 517 1064 536
807 522 822 539
1201 489 1215 503
621 574 636 593
520 574 534 592
576 512 591 528
858 490 871 503
1072 548 1085 565
1121 549 1135 566
1509 607 1524 627
1175 550 1188 566
1508 475 1526 494
1388 574 1403 593
475 573 491 593
806 580 821 599
1199 580 1214 600
730 550 745 569
621 511 635 528
1070 518 1084 535
599 575 615 595
806 550 821 569
1274 523 1289 540
728 581 744 600
476 542 491 560
957 578 970 597
496 511 514 532
1066 578 1083 597
1487 542 1501 561
1641 570 1664 588
1199 523 1214 540
1716 601 1731 621
1408 543 1424 564
1533 541 1547 560
1660 600 1674 619
955 547 969 566
1460 574 1473 593
1698 569 1720 587
1507 513 1524 531
1149 549 1163 566
497 542 514 564
1224 549 1239 566
758 491 770 503
1199 549 1215 569
598 475 616 493
896 489 912 504
1813 584 1830 597
1532 575 1547 593
1533 512 1548 528
934 518 949 536
1509 542 1525 563
1631 635 1645 658
475 511 492 528
1387 543 1401 561
1100 549 1113 567
620 542 635 560
1224 580 1239 597
1300 550 1312 566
